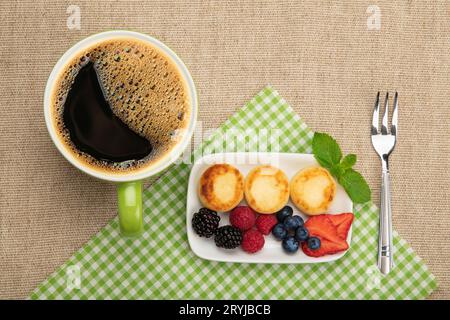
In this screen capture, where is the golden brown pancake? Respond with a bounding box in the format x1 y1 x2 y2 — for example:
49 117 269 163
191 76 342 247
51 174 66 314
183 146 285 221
244 165 289 214
290 166 336 215
198 164 244 212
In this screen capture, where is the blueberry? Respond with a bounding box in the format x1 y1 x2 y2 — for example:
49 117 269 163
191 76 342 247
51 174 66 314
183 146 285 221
282 236 299 253
292 215 304 227
276 206 293 222
283 216 302 230
307 237 321 250
294 226 309 241
272 223 288 240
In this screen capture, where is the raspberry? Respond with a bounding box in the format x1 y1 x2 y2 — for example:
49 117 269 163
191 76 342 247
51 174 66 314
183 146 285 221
255 214 278 235
241 229 265 253
230 206 256 231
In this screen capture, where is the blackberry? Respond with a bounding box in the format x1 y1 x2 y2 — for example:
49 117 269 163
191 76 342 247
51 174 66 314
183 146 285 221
214 226 242 249
192 208 220 238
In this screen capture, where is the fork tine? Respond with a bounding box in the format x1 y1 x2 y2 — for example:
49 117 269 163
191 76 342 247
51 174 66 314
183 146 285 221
371 92 380 134
381 92 389 135
391 92 398 135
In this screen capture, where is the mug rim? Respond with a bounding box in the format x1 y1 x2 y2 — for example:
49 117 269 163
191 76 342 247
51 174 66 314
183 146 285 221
44 30 198 182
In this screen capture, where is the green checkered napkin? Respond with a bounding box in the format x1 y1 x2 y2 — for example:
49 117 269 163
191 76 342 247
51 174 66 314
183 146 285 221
31 86 437 299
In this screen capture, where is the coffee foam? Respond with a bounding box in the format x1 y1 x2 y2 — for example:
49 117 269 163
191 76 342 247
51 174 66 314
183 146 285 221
51 38 191 173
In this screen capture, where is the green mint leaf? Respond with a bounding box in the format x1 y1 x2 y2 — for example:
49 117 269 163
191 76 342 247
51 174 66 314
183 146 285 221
340 154 357 169
330 164 345 179
312 132 342 169
312 132 371 204
338 169 371 204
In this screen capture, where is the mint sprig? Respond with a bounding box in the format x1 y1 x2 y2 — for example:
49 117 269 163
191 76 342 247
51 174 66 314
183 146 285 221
312 132 371 204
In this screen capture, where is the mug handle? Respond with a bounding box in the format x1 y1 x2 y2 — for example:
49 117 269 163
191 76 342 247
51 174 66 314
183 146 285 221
117 181 143 237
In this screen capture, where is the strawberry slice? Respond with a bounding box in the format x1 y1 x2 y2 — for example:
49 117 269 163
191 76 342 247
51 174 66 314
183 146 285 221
302 214 349 257
304 215 342 243
328 213 354 240
302 239 348 257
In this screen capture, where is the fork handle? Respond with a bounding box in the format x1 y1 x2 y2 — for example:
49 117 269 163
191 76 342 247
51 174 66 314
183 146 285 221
378 166 394 275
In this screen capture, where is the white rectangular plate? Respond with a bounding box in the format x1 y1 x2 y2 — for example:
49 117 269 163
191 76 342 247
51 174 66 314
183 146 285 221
186 152 353 264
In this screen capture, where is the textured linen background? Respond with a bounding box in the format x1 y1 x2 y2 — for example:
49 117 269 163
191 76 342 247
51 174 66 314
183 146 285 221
0 0 449 299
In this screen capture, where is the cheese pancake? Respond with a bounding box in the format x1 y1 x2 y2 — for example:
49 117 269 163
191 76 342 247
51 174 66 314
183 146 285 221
198 164 244 212
290 166 336 215
244 165 289 214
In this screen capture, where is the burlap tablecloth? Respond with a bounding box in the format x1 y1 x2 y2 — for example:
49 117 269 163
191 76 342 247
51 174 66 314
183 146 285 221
0 0 449 299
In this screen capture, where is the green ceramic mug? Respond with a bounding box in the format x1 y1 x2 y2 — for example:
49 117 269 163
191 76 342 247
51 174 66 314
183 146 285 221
44 30 197 237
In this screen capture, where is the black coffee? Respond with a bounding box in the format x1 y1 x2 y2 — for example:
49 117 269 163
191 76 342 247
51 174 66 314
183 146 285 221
63 61 153 162
51 38 190 172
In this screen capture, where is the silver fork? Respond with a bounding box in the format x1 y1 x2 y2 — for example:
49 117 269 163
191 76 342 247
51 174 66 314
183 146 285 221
371 92 398 275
